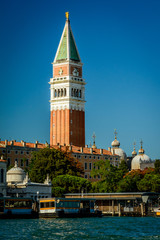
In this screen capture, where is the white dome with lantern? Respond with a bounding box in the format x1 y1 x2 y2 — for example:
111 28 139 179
7 161 26 185
111 130 127 160
131 141 152 170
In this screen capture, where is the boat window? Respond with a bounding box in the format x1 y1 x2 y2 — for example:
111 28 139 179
40 202 44 208
46 202 49 208
49 202 55 208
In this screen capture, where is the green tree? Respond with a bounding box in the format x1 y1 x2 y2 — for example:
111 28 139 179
155 160 160 174
29 147 83 183
137 173 160 192
52 174 92 197
117 170 143 192
91 160 127 192
118 160 129 178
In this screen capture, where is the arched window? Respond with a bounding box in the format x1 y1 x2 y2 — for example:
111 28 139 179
79 90 81 98
74 89 76 97
64 88 66 96
58 89 60 97
71 88 73 97
76 89 79 97
61 89 63 97
54 90 57 97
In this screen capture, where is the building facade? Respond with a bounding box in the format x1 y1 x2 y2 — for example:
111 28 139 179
50 12 85 147
0 140 120 182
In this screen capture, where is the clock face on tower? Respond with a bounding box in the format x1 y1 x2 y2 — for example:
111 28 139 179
72 68 79 76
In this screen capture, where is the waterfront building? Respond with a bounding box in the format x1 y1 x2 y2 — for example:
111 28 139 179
131 141 154 170
0 156 7 196
65 192 160 216
6 161 52 200
49 12 85 147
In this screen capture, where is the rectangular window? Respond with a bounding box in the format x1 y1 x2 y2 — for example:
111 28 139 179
7 158 10 165
21 151 23 154
7 150 10 154
15 150 18 154
26 159 29 167
85 175 88 179
85 155 87 159
89 163 92 170
89 156 91 159
21 159 23 167
85 162 87 170
26 151 29 155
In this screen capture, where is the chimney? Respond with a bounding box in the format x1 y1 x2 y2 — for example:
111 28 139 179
90 148 93 154
21 140 26 147
80 147 83 153
108 147 111 152
5 140 8 146
35 141 39 148
10 140 14 146
100 149 103 155
85 145 88 148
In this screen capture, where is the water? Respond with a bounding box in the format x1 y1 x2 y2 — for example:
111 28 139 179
0 217 160 240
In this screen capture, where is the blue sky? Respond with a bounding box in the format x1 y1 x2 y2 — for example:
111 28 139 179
0 0 160 159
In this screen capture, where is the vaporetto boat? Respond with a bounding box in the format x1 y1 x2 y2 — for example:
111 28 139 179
38 197 102 218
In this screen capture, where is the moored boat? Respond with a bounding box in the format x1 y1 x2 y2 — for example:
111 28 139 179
39 197 102 218
0 197 38 219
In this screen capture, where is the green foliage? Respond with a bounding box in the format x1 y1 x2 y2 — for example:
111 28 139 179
91 160 129 193
52 187 66 197
117 168 160 192
91 159 160 193
155 160 160 174
29 147 83 183
52 175 92 197
137 173 160 192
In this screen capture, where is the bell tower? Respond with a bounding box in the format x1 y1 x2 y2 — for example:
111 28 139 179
49 13 86 147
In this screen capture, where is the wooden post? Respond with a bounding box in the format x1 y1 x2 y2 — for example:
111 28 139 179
112 200 114 216
141 203 144 216
118 203 121 217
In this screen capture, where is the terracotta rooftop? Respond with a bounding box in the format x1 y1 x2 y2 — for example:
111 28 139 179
0 140 114 156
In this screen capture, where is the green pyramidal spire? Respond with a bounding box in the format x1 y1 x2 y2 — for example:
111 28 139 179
54 13 81 63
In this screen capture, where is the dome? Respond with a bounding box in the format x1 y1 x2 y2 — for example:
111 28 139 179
112 147 127 160
7 161 26 185
132 149 137 156
111 130 127 160
132 154 151 170
131 141 151 170
111 139 120 147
